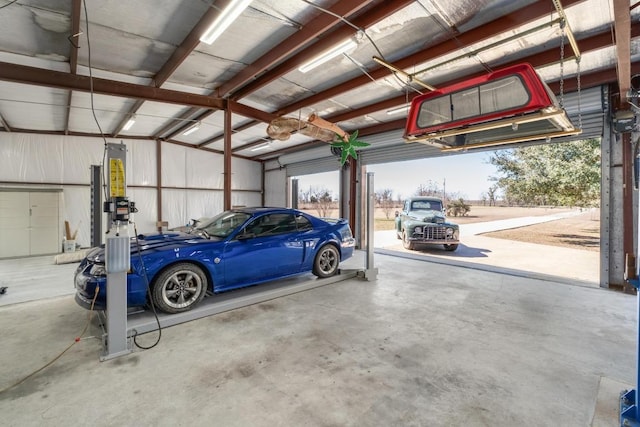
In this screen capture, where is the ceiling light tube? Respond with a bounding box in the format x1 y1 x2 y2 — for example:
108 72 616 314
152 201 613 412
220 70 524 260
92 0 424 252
298 39 357 73
386 104 410 115
182 121 201 136
123 115 136 131
250 142 270 151
200 0 254 45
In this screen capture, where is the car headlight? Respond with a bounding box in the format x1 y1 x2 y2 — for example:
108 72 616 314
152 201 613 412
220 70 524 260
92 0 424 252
446 227 454 237
89 264 107 276
415 226 422 233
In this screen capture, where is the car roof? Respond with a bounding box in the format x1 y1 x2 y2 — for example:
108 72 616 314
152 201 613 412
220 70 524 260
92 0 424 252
231 207 296 215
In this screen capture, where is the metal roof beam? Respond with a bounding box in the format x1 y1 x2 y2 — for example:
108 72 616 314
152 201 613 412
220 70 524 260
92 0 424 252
325 23 640 124
216 0 589 145
0 111 12 132
0 62 225 110
216 0 375 98
163 0 412 140
63 0 82 135
230 0 414 100
248 63 639 161
112 1 235 136
613 0 632 103
277 0 587 116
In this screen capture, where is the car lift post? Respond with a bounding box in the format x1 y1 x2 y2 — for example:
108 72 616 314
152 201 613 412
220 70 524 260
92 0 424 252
359 172 378 281
100 143 133 361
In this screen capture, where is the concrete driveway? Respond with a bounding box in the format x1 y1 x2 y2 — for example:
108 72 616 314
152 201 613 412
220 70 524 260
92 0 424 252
374 209 600 286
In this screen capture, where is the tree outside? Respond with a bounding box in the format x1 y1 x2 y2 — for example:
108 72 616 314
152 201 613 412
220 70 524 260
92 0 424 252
300 186 334 217
375 188 396 219
489 138 601 207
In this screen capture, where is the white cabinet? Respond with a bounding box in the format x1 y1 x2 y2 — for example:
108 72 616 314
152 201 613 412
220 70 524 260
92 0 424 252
0 191 60 257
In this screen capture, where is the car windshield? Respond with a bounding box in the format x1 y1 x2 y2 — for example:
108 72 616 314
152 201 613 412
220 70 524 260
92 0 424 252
412 201 442 211
195 211 251 238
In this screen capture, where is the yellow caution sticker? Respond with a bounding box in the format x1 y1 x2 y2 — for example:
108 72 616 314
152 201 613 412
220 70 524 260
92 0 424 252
110 158 125 198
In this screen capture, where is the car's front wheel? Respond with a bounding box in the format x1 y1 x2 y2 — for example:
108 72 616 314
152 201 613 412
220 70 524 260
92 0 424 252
402 230 415 250
312 244 340 278
444 244 458 252
151 263 208 314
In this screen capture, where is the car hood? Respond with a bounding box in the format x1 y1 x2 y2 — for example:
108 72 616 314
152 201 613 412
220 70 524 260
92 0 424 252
408 210 446 224
85 232 210 263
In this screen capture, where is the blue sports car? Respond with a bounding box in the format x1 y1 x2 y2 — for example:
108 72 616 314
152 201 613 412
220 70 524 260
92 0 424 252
74 207 356 314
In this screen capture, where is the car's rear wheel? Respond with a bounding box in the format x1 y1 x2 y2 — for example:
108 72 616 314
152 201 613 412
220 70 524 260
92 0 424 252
312 244 340 278
444 244 458 252
151 263 207 314
402 230 415 250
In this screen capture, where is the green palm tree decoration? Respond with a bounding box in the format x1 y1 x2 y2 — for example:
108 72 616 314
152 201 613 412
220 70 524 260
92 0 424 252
330 130 370 165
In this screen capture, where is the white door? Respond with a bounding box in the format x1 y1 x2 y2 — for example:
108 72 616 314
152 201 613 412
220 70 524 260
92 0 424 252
0 191 60 258
0 192 30 257
29 192 60 255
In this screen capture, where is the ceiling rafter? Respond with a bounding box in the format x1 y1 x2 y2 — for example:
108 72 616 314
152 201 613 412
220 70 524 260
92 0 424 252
277 0 586 116
152 109 204 139
216 0 376 98
0 112 12 132
63 0 82 135
247 59 640 161
229 21 633 155
250 63 636 162
159 100 278 141
0 62 225 110
247 118 408 161
231 0 415 100
163 0 410 141
204 0 587 150
111 1 235 137
613 0 632 104
323 22 640 125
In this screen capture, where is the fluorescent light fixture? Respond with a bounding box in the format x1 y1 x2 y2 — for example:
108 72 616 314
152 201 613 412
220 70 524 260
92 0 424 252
386 104 410 115
298 39 357 73
182 122 201 136
251 142 271 151
199 0 253 45
123 115 136 131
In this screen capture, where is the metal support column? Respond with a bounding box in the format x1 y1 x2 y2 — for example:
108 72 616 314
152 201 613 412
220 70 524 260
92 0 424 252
291 178 298 209
90 165 102 247
620 97 640 426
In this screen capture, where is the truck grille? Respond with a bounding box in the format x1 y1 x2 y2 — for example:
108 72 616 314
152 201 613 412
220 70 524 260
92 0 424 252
413 226 448 240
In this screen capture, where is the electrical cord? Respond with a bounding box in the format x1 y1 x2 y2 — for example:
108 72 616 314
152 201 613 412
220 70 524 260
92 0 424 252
131 221 162 350
0 285 100 395
79 0 110 204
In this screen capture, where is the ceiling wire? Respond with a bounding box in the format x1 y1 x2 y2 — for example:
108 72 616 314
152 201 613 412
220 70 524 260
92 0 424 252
81 0 108 146
300 0 423 96
0 0 18 10
417 0 492 74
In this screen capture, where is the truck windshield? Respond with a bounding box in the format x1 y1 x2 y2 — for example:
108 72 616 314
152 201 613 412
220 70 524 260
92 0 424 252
412 201 442 211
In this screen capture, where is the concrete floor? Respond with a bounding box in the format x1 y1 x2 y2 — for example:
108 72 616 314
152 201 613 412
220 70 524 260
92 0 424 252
0 248 636 426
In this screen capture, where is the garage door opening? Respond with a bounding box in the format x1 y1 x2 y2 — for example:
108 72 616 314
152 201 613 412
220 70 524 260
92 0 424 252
293 171 341 218
366 142 601 286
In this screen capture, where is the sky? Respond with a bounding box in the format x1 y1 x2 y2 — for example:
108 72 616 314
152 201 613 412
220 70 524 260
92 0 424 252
296 151 500 201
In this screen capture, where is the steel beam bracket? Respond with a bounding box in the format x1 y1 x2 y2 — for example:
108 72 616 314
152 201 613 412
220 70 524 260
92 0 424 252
621 389 640 426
